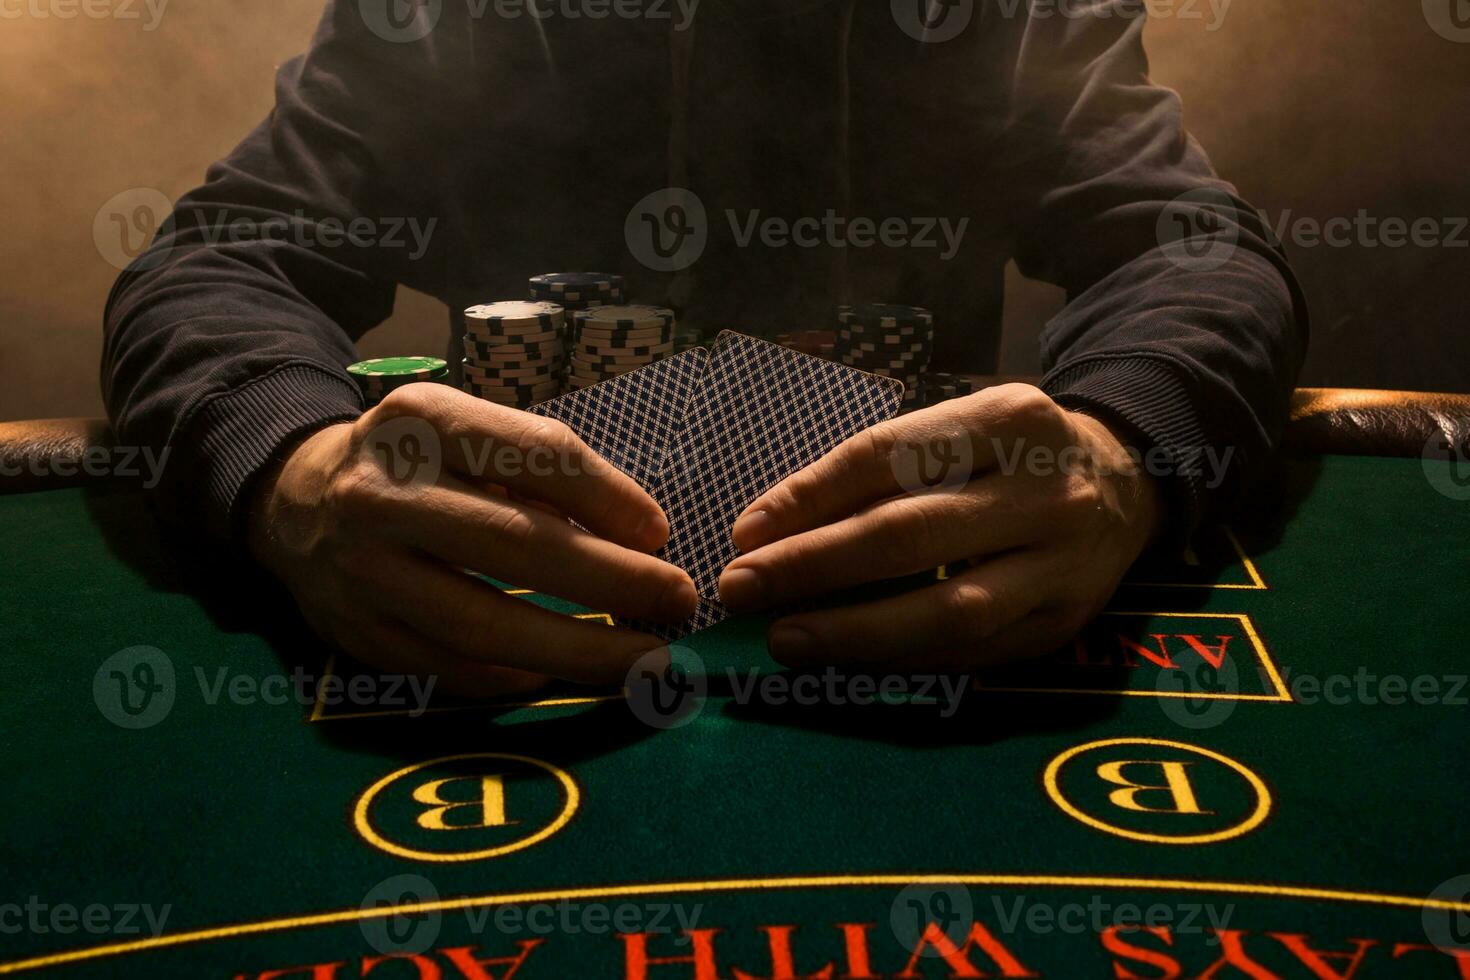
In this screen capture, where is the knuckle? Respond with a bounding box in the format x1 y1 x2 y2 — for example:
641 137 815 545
995 383 1062 430
941 582 997 641
485 505 540 551
330 460 386 518
884 500 944 570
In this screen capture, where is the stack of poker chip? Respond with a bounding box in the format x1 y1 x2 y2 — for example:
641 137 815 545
528 273 625 382
461 301 565 408
567 305 676 390
834 303 935 410
347 356 448 407
926 372 976 405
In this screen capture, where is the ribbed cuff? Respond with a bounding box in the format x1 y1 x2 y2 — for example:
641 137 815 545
183 364 363 541
1041 355 1214 540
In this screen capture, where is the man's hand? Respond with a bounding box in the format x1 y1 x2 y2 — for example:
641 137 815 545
717 384 1164 669
247 384 697 696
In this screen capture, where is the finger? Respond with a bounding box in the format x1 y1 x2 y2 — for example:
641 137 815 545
719 483 1047 612
353 548 669 686
762 549 1052 670
335 613 552 700
731 396 1004 552
368 385 669 551
353 470 697 622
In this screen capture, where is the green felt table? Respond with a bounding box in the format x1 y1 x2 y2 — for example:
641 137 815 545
2 453 1468 978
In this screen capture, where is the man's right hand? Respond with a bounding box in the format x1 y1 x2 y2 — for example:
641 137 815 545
246 384 696 697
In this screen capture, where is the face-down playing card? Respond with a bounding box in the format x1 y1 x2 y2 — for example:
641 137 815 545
527 348 709 489
636 331 905 640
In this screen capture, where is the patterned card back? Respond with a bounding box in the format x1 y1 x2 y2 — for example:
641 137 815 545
638 331 904 640
527 348 709 489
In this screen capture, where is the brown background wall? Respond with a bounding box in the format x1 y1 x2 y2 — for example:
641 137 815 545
2 0 1466 422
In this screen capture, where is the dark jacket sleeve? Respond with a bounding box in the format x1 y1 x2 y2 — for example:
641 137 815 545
102 2 458 540
997 0 1308 533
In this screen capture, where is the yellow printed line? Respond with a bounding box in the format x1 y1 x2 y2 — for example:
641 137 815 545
1126 525 1268 591
3 873 1466 975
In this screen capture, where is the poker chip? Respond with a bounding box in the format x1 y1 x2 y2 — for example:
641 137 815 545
347 357 449 405
528 272 625 296
836 303 935 329
462 300 568 408
348 356 447 380
573 305 676 329
833 303 935 406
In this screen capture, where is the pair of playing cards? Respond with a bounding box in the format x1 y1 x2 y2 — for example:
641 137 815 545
530 332 905 640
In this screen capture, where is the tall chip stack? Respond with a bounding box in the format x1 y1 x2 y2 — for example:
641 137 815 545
347 356 448 408
567 305 676 390
528 273 625 386
834 304 935 411
461 301 565 408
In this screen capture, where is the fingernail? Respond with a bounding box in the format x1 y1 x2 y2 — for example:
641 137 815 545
768 623 817 663
658 577 699 621
635 510 670 549
718 567 767 610
732 509 776 551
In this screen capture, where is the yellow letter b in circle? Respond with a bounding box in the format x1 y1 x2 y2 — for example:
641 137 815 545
1095 760 1210 815
412 776 513 831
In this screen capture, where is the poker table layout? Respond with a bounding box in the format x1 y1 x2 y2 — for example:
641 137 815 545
3 448 1470 977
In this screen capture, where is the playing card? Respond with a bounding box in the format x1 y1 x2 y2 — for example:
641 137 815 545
637 331 905 640
527 348 709 489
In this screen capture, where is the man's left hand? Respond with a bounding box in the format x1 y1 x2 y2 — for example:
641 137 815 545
717 384 1165 669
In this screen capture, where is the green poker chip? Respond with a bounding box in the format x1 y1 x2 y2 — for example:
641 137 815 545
347 356 447 380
